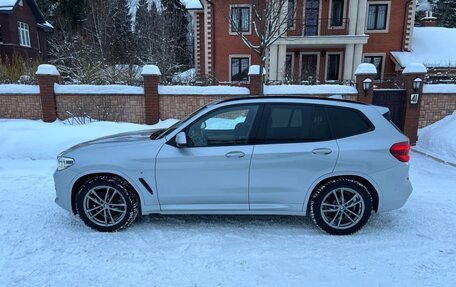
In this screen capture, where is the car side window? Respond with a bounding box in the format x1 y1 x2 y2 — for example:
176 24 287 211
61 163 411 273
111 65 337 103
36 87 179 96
261 104 331 143
186 105 259 147
325 106 374 139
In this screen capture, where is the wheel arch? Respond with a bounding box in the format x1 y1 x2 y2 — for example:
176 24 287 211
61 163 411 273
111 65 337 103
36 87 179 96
304 173 381 215
70 171 144 215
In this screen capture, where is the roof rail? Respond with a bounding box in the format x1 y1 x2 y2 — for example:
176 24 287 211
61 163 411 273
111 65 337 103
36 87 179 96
217 95 366 105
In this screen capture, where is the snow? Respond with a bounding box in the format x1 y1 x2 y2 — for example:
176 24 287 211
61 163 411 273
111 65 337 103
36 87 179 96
416 112 456 164
264 85 358 95
423 84 456 93
35 64 60 76
354 63 377 75
0 139 455 285
0 119 177 160
159 85 250 95
141 65 161 76
0 84 39 94
391 27 456 68
172 68 196 83
181 0 203 10
54 84 144 95
403 63 427 74
0 0 16 9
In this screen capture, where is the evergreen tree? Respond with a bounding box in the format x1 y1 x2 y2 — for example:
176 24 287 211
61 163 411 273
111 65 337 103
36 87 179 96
434 0 456 27
106 0 135 64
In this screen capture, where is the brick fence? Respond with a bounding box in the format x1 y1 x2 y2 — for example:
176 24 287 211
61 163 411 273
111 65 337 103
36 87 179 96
1 64 455 145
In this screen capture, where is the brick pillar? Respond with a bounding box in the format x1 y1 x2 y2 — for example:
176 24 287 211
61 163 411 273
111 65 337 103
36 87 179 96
36 64 60 122
402 63 427 145
354 63 377 104
142 65 161 125
248 65 263 96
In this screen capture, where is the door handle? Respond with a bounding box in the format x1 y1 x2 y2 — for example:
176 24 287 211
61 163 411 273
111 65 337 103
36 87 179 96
225 151 245 158
312 148 332 155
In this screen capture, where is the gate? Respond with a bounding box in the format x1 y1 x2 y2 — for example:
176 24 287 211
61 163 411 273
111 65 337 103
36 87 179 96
373 89 406 130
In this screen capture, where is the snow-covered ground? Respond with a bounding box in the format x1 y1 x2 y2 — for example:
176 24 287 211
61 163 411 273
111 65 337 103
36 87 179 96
416 112 456 164
0 119 455 286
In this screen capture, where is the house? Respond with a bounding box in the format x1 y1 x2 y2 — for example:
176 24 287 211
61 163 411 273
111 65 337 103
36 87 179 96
185 0 416 83
0 0 53 61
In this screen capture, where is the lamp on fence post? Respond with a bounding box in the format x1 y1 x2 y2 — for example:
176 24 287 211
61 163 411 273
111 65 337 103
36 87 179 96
413 77 423 91
362 78 372 96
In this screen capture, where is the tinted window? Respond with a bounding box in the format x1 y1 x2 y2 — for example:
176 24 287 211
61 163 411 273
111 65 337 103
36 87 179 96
326 106 374 139
261 104 331 143
186 105 258 147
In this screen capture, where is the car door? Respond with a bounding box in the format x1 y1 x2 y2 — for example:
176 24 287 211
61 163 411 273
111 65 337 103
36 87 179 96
249 103 339 212
156 104 261 211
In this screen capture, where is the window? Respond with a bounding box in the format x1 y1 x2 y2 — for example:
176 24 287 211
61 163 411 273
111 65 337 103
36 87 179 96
285 54 293 81
186 105 259 147
230 6 250 33
363 55 383 80
367 4 388 30
330 0 344 27
231 57 249 82
326 106 374 139
260 104 331 143
288 0 295 28
326 54 340 81
18 22 30 47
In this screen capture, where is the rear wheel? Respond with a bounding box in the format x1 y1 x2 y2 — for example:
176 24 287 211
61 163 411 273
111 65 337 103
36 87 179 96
76 176 139 232
311 178 372 235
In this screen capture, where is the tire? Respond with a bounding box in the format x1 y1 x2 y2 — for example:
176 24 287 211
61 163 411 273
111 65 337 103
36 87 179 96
76 175 139 232
311 178 372 235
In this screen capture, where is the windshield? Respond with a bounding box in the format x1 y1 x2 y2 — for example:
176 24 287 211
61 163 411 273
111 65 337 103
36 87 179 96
155 104 210 139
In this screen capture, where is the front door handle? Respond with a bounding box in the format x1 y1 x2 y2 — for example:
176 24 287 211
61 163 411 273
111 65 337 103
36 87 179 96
312 148 332 155
225 151 245 158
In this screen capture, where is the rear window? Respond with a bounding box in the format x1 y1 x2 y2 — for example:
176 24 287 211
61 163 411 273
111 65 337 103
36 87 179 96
260 104 331 143
326 106 374 139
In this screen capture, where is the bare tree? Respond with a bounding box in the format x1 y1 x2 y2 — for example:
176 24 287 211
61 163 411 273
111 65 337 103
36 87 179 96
229 0 293 95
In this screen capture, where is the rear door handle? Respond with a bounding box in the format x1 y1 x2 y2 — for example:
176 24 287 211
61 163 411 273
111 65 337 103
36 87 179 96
312 148 332 155
225 151 245 158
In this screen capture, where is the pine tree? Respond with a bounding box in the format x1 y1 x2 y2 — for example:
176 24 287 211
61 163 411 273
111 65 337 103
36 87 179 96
106 0 135 64
434 0 456 27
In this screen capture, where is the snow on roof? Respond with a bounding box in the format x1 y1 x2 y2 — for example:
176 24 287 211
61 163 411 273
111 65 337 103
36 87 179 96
54 84 144 95
354 63 377 75
0 0 16 11
391 27 456 68
0 84 39 94
423 84 456 94
181 0 203 10
264 85 358 95
403 63 427 74
35 64 60 76
141 65 161 76
159 85 250 95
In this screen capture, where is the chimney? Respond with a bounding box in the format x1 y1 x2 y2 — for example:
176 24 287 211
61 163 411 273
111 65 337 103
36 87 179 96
421 11 437 27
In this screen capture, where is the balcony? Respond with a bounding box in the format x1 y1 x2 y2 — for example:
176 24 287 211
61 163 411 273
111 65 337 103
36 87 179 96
288 18 350 37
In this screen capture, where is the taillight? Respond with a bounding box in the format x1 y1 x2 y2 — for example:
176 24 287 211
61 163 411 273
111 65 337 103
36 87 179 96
390 142 411 162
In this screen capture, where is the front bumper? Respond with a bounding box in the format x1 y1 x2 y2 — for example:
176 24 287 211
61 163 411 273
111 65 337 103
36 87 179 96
53 168 78 213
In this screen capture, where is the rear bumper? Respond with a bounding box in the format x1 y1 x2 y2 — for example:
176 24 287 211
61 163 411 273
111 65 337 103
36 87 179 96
371 163 413 212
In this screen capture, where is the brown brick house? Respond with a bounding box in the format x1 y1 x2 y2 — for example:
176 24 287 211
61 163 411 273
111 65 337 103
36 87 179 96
186 0 415 83
0 0 53 61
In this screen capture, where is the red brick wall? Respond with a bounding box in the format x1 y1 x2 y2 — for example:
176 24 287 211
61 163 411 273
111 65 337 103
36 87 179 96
0 94 42 119
419 94 456 128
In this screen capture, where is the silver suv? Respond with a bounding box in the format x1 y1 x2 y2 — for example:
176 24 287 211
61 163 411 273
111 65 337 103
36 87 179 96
54 97 412 235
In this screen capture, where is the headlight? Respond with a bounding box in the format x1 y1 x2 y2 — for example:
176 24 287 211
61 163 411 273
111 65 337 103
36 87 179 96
57 156 75 171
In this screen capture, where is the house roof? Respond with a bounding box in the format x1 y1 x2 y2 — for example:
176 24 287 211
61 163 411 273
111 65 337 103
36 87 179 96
181 0 203 10
391 27 456 69
0 0 53 32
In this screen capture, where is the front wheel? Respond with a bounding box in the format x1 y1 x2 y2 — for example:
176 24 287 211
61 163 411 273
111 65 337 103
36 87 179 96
76 176 139 232
311 178 372 235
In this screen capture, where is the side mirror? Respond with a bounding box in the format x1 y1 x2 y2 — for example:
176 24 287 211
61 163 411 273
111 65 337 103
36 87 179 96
175 132 187 147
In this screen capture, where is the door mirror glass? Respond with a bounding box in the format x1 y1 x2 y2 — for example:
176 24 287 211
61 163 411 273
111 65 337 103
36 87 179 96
175 132 187 147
